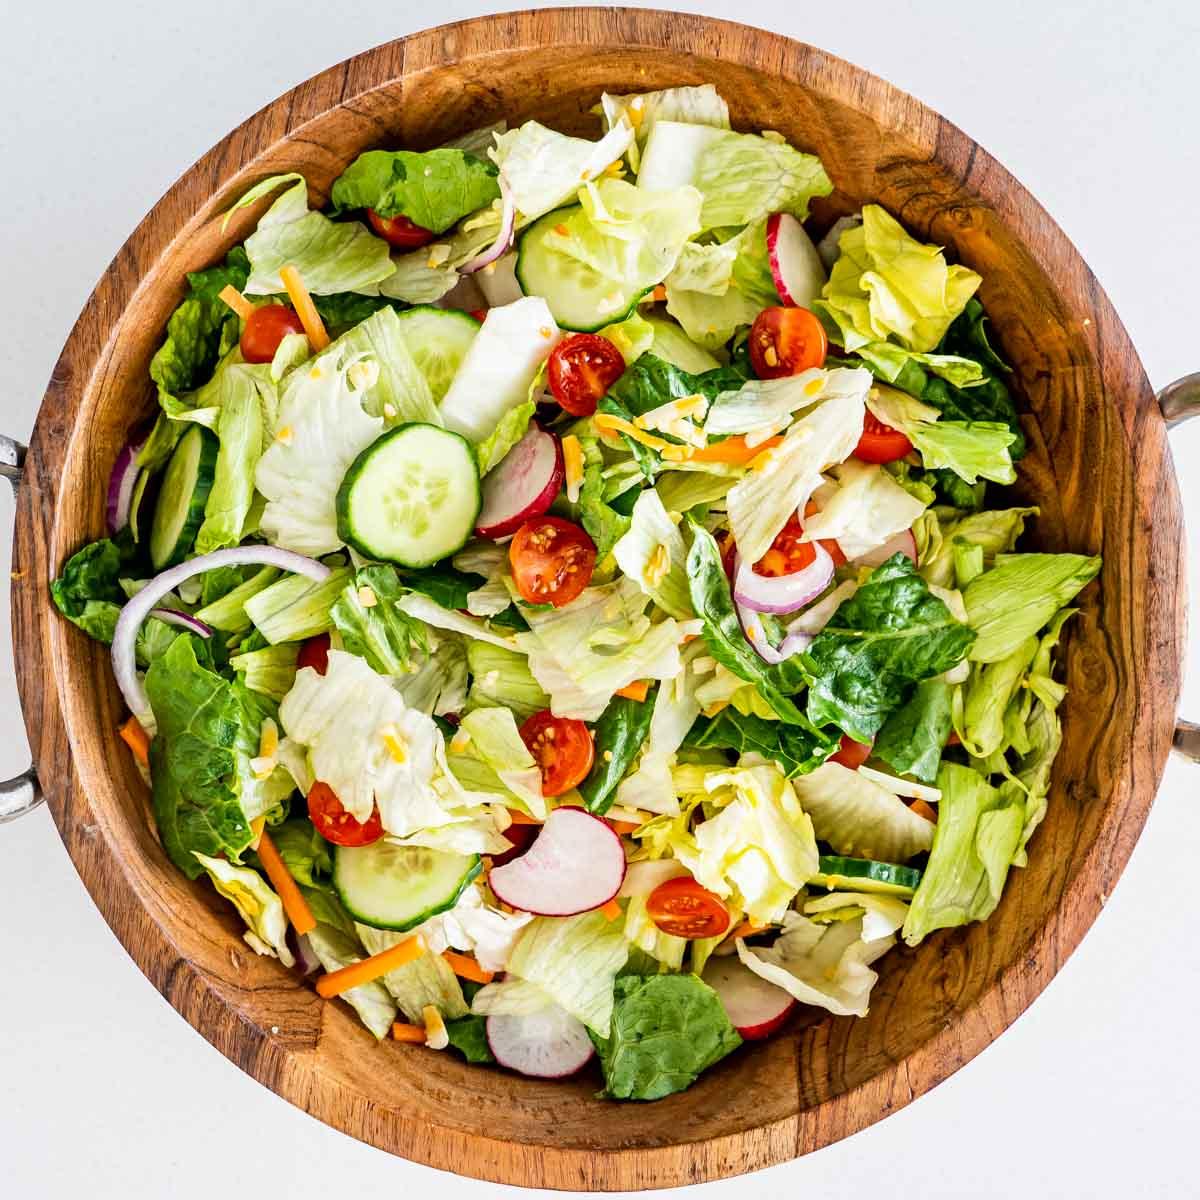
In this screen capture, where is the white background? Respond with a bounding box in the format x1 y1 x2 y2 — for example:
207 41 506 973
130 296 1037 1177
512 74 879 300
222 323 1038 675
1 2 1197 1196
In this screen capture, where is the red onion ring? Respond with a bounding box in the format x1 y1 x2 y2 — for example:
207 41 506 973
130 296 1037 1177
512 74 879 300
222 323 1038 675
732 541 835 614
148 608 213 638
460 175 516 274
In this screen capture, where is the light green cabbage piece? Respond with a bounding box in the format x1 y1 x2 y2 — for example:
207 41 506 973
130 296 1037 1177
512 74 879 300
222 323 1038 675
306 924 397 1039
356 923 468 1021
803 891 910 942
455 708 546 818
600 84 730 170
736 910 893 1018
612 488 693 619
801 458 929 559
279 650 507 852
490 119 634 222
229 643 300 701
643 314 723 373
243 568 352 646
816 204 981 353
901 762 1025 946
790 761 934 862
227 173 396 297
472 909 629 1036
463 641 550 722
963 552 1101 662
725 371 870 564
193 852 294 966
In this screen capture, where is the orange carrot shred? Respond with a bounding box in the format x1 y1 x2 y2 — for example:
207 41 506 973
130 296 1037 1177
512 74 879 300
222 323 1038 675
279 264 330 351
256 830 317 937
505 809 542 826
218 284 255 321
598 898 623 922
615 679 651 702
442 950 494 985
724 921 769 944
392 1022 428 1044
118 716 150 767
316 934 425 998
909 798 938 823
610 820 641 837
689 435 784 465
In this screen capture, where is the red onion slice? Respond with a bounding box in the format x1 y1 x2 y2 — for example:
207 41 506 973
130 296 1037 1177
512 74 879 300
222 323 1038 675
460 175 516 274
737 602 814 665
113 547 330 725
106 433 147 533
732 542 835 614
148 608 213 638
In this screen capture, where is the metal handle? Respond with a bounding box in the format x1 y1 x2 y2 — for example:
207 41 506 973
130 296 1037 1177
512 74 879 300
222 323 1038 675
1159 378 1200 762
1 434 43 821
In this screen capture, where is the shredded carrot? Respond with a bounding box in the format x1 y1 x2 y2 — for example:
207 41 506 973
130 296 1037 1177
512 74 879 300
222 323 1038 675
689 435 784 465
650 284 667 303
392 1022 428 1044
256 831 317 937
279 264 330 351
218 284 255 321
724 921 769 944
615 679 651 702
505 809 542 826
442 950 494 985
598 898 623 922
317 934 425 998
909 798 938 823
118 716 150 767
610 820 641 837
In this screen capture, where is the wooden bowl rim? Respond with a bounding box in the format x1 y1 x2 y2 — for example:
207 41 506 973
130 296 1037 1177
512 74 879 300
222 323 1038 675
11 8 1182 1190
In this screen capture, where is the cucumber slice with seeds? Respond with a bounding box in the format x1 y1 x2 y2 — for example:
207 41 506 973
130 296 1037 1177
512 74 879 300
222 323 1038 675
336 423 480 567
334 840 482 932
394 306 480 403
148 425 218 569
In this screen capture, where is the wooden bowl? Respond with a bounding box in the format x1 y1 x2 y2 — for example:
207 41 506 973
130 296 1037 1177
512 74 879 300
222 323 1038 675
10 8 1185 1191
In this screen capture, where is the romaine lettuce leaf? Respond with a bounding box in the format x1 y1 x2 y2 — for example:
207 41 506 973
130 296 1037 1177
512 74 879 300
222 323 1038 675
261 817 331 887
918 506 1037 589
330 148 500 234
957 636 1039 758
244 567 352 645
193 852 294 966
600 84 730 170
599 310 655 364
643 314 723 374
455 708 545 818
330 564 429 675
803 554 976 742
589 973 741 1100
910 420 1017 485
227 173 395 296
623 894 687 969
963 553 1100 663
578 435 632 558
229 643 299 701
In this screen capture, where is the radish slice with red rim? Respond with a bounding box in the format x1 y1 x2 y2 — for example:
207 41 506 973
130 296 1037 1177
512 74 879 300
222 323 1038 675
732 542 834 614
486 1002 595 1078
852 529 918 568
475 425 564 540
766 212 827 309
702 956 796 1041
487 806 626 916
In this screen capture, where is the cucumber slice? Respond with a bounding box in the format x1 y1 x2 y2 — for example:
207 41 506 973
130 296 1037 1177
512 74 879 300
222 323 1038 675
516 206 649 332
129 468 157 546
809 855 922 898
394 306 480 403
148 425 218 570
336 423 480 567
334 840 482 932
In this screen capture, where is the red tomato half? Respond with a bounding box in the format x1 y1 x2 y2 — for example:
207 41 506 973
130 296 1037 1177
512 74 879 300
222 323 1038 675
367 208 436 248
519 711 595 797
854 413 914 464
646 877 731 939
750 514 846 576
749 306 828 379
307 781 384 847
468 309 489 323
509 516 597 607
240 304 305 363
829 733 872 770
548 333 626 417
297 633 330 676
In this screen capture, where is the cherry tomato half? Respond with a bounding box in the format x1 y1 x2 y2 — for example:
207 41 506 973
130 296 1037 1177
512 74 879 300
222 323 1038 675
307 781 384 847
518 712 595 797
749 306 828 379
548 333 626 417
751 513 846 576
367 208 437 248
509 516 597 608
296 633 331 675
468 308 489 323
829 733 872 770
854 412 914 464
646 876 731 940
240 304 305 364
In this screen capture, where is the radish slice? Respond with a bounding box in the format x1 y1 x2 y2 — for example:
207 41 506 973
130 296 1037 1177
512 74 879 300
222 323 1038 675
112 546 330 726
852 529 918 568
766 212 827 309
475 426 564 538
737 603 813 666
486 1003 595 1078
732 543 834 614
488 806 626 916
461 175 517 274
702 956 796 1041
107 433 147 533
148 608 213 638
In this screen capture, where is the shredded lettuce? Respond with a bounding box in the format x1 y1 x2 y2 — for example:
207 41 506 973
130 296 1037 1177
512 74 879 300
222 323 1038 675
329 564 429 675
356 923 469 1020
801 458 928 558
612 488 693 619
194 852 294 966
244 567 352 645
600 84 730 170
463 641 550 721
306 924 397 1038
229 643 299 701
455 708 546 818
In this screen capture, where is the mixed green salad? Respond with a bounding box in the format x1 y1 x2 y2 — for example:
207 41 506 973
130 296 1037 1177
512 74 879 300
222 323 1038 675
52 83 1101 1099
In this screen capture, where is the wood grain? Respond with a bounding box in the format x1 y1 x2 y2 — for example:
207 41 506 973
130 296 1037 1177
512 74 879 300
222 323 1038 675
9 8 1185 1191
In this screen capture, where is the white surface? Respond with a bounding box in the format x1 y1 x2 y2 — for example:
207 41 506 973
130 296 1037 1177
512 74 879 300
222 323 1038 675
1 2 1197 1196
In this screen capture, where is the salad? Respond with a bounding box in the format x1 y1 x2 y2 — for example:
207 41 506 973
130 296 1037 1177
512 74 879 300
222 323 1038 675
52 83 1101 1100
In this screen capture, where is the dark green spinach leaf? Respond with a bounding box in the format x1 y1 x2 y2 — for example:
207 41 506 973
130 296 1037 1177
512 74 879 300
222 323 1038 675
872 678 954 783
577 691 657 813
685 708 835 778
